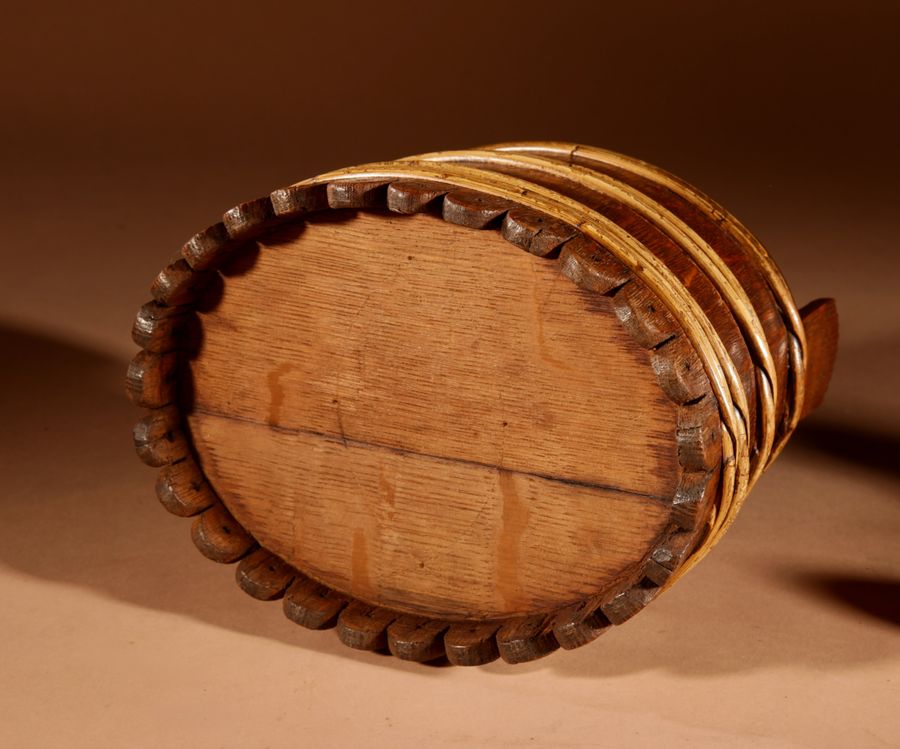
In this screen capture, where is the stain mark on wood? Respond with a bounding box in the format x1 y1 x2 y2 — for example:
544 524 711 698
351 527 372 600
266 362 292 426
379 464 396 508
496 469 528 610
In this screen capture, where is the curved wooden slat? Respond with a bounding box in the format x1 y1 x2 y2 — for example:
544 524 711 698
181 222 232 270
671 467 720 532
151 258 210 307
552 602 611 650
270 183 329 217
235 548 295 600
559 235 632 294
501 207 575 257
133 406 188 467
223 197 276 239
601 584 659 625
386 179 450 214
442 189 511 228
326 179 391 210
612 282 682 350
336 602 397 651
444 622 501 666
496 616 560 664
282 575 347 630
125 350 177 408
677 398 724 472
651 335 711 405
190 503 255 563
131 302 189 353
387 616 450 662
155 456 217 517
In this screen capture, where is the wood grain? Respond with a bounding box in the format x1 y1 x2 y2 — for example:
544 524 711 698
559 235 631 294
502 143 791 435
282 576 347 630
223 197 276 239
552 602 611 650
336 601 397 651
387 616 450 662
501 207 577 257
270 184 329 218
185 211 681 619
386 180 450 214
128 143 837 664
410 152 760 451
131 302 190 353
151 258 211 307
235 548 295 600
443 189 512 228
444 622 501 666
799 298 839 419
155 455 217 517
496 615 560 663
125 350 177 408
181 222 232 270
133 406 189 467
190 502 255 563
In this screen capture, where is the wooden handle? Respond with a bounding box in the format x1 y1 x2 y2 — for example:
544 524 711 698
799 298 839 420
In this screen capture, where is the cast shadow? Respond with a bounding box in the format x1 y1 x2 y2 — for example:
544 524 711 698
787 331 900 483
527 338 900 678
791 573 900 627
790 420 900 481
1 322 897 678
0 322 437 674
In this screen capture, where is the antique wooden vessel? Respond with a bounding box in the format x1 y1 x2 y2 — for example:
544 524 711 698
127 143 838 665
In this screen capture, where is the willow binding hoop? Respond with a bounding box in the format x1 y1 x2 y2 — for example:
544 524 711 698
127 142 837 665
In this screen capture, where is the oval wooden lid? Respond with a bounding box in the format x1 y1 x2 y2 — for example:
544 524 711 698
128 152 836 664
187 209 695 620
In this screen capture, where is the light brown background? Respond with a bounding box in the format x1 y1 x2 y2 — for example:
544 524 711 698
1 2 898 747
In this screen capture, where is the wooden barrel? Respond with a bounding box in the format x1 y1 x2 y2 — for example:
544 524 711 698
127 142 838 665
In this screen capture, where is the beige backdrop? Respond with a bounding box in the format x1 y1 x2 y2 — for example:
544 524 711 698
1 2 898 747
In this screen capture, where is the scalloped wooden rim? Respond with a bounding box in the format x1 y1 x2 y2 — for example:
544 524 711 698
125 173 744 666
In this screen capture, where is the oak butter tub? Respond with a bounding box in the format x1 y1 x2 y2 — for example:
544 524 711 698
127 143 838 665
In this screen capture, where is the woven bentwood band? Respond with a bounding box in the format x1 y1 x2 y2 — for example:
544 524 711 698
302 147 804 583
128 141 823 664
